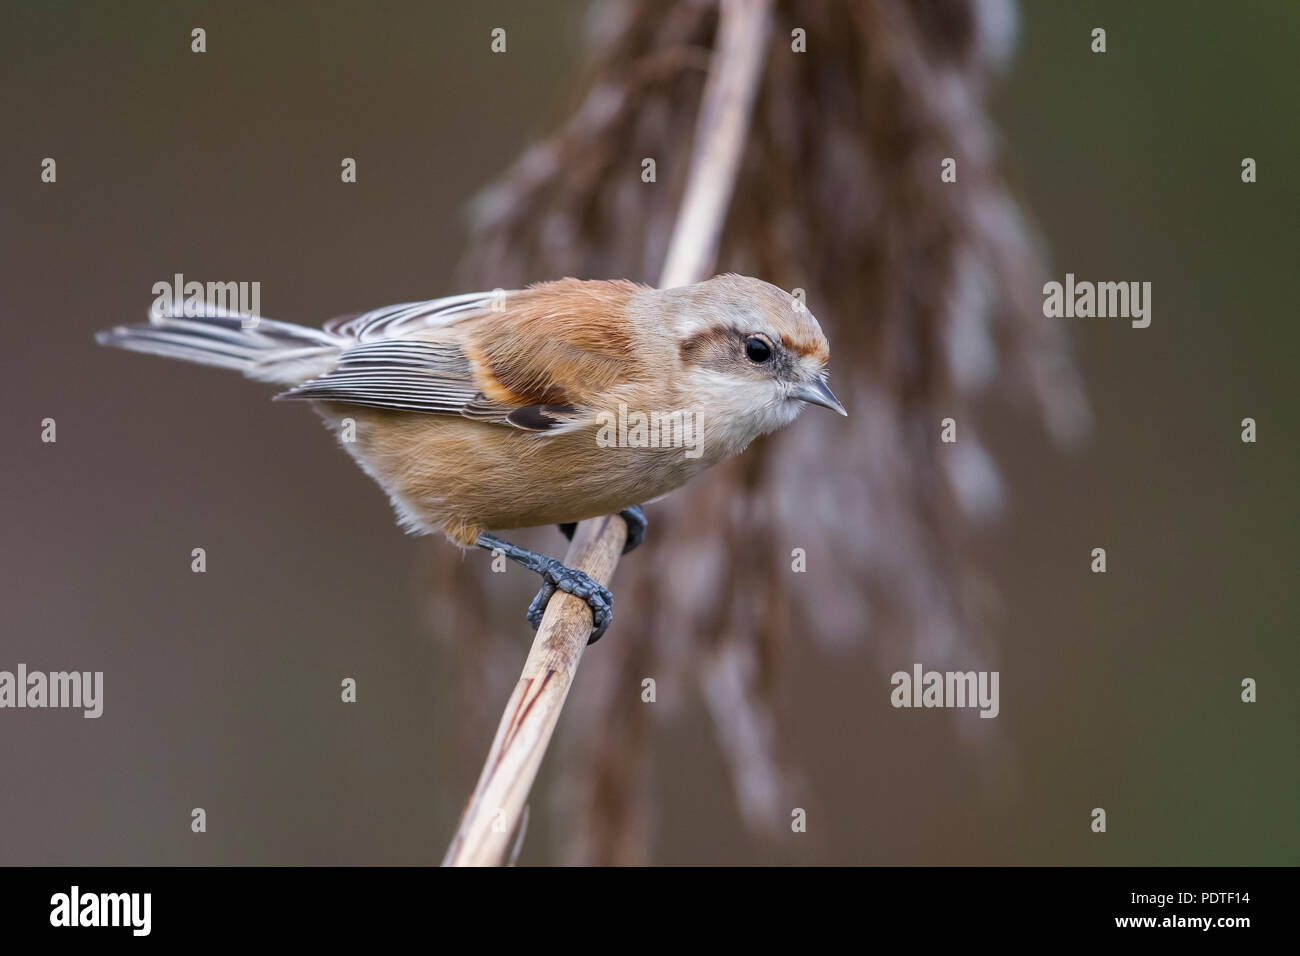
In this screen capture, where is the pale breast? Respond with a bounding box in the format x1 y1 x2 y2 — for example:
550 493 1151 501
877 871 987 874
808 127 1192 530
316 404 710 546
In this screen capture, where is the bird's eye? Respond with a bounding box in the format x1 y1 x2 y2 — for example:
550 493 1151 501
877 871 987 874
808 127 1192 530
744 335 772 363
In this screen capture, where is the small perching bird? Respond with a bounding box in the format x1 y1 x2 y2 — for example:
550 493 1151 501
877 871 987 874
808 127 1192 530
97 274 845 640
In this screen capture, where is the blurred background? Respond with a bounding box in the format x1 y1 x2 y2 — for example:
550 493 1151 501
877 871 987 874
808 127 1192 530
0 0 1295 865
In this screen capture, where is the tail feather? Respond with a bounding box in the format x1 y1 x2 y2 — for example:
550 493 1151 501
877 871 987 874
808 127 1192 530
96 308 345 385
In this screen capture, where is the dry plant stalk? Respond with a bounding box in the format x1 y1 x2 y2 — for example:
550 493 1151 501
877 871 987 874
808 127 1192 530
441 0 773 867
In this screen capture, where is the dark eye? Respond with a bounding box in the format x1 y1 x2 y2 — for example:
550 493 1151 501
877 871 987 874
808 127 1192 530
744 335 772 363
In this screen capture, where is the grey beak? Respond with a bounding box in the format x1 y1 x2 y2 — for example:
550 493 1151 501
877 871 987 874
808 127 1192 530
793 377 848 416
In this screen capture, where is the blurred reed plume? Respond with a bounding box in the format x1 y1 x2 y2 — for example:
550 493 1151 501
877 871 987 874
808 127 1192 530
423 0 1089 864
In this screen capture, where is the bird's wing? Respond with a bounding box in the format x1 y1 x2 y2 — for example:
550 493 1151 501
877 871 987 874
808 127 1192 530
276 279 646 432
322 290 501 342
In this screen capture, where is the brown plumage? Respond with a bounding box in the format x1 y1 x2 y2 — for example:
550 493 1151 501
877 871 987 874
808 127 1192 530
448 0 1090 862
96 273 844 549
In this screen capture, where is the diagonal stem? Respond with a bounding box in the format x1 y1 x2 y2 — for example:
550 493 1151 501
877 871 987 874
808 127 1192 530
442 0 773 867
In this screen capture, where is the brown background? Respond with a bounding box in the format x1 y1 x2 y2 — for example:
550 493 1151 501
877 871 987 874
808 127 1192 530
1 0 1296 864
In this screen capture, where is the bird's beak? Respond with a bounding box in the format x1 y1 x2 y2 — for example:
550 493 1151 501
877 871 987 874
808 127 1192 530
793 377 847 416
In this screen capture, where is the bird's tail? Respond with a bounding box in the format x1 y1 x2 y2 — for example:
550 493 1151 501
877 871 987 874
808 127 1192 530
96 308 346 385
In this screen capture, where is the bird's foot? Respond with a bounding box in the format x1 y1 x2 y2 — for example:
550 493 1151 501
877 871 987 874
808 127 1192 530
524 562 613 643
477 532 614 644
557 504 647 555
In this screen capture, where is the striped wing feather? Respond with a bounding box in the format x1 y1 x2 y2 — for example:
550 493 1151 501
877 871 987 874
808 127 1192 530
278 280 644 431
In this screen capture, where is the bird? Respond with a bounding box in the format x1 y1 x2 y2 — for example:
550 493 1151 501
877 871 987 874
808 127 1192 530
96 274 846 642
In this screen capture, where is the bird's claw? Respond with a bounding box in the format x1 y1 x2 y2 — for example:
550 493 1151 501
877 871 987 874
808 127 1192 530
557 504 647 555
526 581 555 629
527 558 614 643
527 506 643 642
617 505 647 554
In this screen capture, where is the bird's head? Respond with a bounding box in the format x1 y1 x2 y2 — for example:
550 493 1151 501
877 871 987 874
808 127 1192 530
658 274 846 452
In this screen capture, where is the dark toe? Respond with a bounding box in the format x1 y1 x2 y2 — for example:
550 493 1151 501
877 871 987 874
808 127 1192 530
534 561 615 643
618 505 647 554
526 581 556 629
